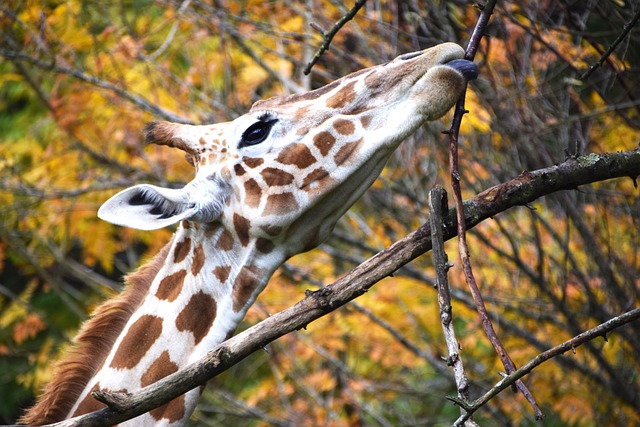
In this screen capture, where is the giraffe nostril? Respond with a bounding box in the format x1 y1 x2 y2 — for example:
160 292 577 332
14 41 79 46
399 51 423 61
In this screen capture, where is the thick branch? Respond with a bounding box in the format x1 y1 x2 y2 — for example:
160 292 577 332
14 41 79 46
45 148 640 427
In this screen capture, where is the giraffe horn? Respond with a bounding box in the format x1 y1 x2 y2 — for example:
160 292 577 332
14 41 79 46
144 121 199 156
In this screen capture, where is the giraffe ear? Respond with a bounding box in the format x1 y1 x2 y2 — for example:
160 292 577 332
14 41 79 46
98 179 227 230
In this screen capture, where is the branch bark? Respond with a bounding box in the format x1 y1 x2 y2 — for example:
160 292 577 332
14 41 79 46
44 148 640 427
429 187 476 425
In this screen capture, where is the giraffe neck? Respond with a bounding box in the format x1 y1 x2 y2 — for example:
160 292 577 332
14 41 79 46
68 221 285 425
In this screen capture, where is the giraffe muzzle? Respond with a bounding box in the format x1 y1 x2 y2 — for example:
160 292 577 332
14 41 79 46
446 59 479 81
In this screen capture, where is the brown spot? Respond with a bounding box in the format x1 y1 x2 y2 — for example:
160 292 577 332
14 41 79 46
243 156 264 168
141 351 178 387
181 220 191 229
302 168 330 189
233 214 251 246
326 81 357 109
260 224 283 236
176 291 217 345
261 167 294 186
295 123 310 136
263 193 299 216
74 384 129 417
199 137 206 145
313 131 336 156
364 68 387 89
213 265 231 282
206 153 218 164
232 266 262 312
191 244 205 276
244 178 262 208
74 384 106 416
173 237 192 264
333 118 355 135
150 395 185 423
142 351 185 423
256 238 275 254
276 143 316 169
204 222 221 237
155 269 188 302
234 163 246 176
216 229 235 251
292 105 313 125
334 138 363 165
360 115 372 128
110 314 163 369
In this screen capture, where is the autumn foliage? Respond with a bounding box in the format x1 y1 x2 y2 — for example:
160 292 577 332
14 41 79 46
1 1 639 425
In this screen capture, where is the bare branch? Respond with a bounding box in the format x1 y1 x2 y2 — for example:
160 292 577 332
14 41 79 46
452 306 640 425
580 7 640 81
0 50 191 124
447 0 542 419
429 187 476 426
303 0 368 75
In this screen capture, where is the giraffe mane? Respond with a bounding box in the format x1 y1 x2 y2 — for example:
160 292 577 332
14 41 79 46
18 242 172 425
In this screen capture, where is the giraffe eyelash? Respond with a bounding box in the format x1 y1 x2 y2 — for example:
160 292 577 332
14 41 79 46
256 111 277 122
239 117 279 148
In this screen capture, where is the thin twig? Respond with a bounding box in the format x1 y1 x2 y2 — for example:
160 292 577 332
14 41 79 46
580 7 640 81
447 0 543 420
0 50 190 124
145 0 192 61
428 187 475 425
451 307 640 425
303 0 368 75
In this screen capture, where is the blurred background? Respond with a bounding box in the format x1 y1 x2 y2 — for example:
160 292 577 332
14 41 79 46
1 1 639 425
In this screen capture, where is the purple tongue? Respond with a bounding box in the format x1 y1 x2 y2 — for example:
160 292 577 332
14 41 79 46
446 59 479 81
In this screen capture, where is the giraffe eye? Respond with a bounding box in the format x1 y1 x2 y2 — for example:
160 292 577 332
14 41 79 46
239 119 278 148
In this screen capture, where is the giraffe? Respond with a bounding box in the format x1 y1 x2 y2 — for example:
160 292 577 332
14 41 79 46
19 42 477 426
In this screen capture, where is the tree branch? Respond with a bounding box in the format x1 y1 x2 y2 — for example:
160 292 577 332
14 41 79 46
580 6 640 81
44 148 640 427
451 306 640 425
0 50 191 124
303 0 368 75
429 187 476 425
448 0 543 418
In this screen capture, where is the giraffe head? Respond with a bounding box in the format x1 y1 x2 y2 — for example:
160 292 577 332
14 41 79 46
98 43 477 256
